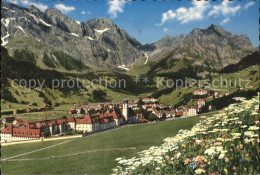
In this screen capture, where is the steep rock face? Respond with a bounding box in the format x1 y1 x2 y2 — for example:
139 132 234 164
45 8 91 35
86 18 142 65
1 2 142 70
172 24 254 69
135 24 254 75
1 2 254 73
141 35 185 58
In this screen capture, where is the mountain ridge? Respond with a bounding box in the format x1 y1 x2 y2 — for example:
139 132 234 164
137 24 254 76
1 2 254 74
1 2 142 71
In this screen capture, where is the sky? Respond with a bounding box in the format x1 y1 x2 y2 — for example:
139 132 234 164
6 0 259 46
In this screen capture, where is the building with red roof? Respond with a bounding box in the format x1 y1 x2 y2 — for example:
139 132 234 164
67 116 76 130
197 98 206 108
194 89 208 96
34 118 66 136
103 110 123 126
142 97 160 103
175 111 183 117
1 124 44 143
2 117 16 124
183 106 199 116
1 125 13 142
68 112 118 133
12 119 24 125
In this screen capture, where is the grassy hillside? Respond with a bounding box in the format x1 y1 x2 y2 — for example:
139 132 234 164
220 52 260 73
113 97 259 175
1 46 143 106
1 45 259 116
6 36 88 72
1 112 219 174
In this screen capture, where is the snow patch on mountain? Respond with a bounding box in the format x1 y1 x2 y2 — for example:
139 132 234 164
1 18 15 27
1 32 10 46
70 33 80 37
15 25 27 34
39 19 51 27
118 65 129 71
144 53 149 64
24 10 38 23
94 28 110 34
86 36 94 41
2 7 15 13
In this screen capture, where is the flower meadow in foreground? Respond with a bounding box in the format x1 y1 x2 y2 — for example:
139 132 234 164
112 96 260 175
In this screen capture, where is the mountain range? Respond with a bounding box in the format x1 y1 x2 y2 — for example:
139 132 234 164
1 2 255 75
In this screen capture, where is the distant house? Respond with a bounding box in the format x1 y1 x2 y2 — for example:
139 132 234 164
194 89 208 96
1 125 13 142
136 113 143 119
129 102 138 110
166 111 175 118
138 118 148 123
208 105 212 111
183 106 198 116
152 104 165 109
197 98 206 108
69 109 77 114
77 104 103 114
175 111 183 117
175 108 183 112
12 126 42 142
125 107 138 124
142 104 153 110
34 119 67 136
2 117 16 124
152 111 166 118
103 110 124 126
67 109 125 133
136 114 148 123
12 119 24 125
74 115 99 133
1 123 44 143
67 116 76 130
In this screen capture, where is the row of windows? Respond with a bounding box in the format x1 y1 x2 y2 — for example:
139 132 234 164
13 132 39 136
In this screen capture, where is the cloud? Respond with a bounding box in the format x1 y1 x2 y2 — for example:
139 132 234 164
81 11 91 15
244 2 254 10
208 1 240 17
158 10 176 26
107 0 127 19
220 18 230 25
163 28 169 32
158 1 210 26
20 0 48 11
54 4 75 14
7 0 19 5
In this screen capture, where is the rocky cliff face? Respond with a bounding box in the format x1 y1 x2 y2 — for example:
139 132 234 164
174 24 254 68
1 2 254 73
141 35 185 57
1 2 142 70
143 24 254 72
86 18 142 65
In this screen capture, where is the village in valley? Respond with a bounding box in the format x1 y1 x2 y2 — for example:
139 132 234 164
0 88 230 143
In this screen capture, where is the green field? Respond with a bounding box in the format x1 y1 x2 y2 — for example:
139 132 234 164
1 112 218 174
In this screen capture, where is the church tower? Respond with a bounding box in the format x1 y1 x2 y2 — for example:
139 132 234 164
122 98 129 121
